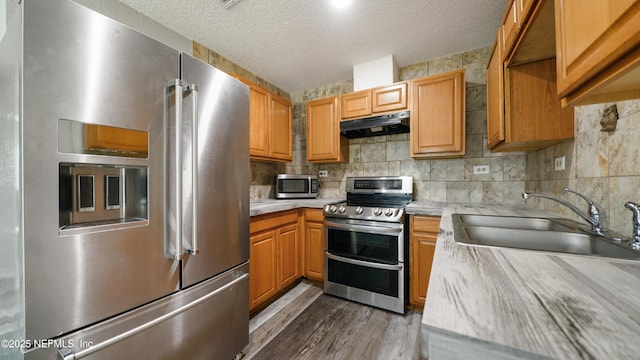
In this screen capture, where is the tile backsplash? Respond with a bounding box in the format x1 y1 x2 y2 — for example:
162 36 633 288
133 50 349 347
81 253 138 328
525 99 640 236
193 40 640 236
290 46 526 203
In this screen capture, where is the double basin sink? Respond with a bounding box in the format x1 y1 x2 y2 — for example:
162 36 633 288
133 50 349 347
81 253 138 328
452 214 640 261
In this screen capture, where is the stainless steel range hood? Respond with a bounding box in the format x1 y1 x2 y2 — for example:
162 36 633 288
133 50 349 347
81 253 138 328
340 111 410 139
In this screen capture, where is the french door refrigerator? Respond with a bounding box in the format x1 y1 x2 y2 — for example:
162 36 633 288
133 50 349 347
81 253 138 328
0 0 250 359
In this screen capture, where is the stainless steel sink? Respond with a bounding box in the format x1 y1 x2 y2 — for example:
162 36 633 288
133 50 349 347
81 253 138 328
452 214 640 261
455 214 578 232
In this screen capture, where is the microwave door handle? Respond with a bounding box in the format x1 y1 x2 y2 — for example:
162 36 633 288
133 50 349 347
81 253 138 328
167 80 184 260
185 84 199 255
308 177 312 196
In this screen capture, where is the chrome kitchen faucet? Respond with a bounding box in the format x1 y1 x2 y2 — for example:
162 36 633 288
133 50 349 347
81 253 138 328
522 187 606 235
625 202 640 249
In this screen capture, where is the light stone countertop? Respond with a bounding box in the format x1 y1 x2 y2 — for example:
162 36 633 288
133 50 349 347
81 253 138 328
421 203 640 360
250 198 343 217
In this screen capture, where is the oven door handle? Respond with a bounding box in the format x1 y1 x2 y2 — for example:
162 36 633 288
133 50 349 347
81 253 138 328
324 219 403 236
325 252 403 271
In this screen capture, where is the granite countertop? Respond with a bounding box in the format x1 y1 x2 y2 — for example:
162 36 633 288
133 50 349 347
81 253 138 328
421 203 640 359
250 198 343 217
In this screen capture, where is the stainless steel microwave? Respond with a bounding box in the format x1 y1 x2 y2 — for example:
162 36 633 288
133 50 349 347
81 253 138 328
275 174 318 199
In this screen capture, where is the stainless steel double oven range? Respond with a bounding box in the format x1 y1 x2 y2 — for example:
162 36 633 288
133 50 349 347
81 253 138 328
323 176 413 314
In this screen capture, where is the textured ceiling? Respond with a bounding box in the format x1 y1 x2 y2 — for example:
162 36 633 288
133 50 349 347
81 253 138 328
119 0 507 94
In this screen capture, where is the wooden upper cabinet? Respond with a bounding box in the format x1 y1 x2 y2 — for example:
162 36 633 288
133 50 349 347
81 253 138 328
501 0 520 60
372 82 408 113
341 90 371 119
487 30 505 149
555 0 640 105
501 58 574 151
487 0 574 152
247 83 270 159
519 0 536 22
306 96 348 163
269 93 293 161
235 76 292 162
340 82 409 120
410 70 465 158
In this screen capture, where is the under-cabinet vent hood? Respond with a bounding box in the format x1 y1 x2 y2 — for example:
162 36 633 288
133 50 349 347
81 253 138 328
340 111 410 139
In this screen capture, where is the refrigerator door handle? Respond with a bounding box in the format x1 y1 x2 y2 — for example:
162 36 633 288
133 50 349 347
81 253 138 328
185 84 199 255
167 79 184 260
56 273 249 359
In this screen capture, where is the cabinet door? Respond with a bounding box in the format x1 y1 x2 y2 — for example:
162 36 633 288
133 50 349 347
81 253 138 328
410 70 465 158
506 58 574 147
372 82 408 113
487 30 505 149
410 216 440 307
305 220 325 281
411 236 437 307
306 96 348 163
249 230 277 311
247 83 270 159
501 0 519 60
269 93 293 161
555 0 640 97
277 223 300 289
341 90 371 119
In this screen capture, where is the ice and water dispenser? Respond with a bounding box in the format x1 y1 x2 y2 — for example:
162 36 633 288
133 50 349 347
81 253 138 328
58 119 149 230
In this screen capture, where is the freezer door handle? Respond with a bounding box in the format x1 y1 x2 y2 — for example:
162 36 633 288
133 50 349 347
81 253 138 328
185 84 199 255
56 273 249 359
167 79 184 260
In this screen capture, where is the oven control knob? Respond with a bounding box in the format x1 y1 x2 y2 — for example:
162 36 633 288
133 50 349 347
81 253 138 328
384 208 394 217
338 205 346 213
355 206 364 215
374 207 383 216
329 205 337 213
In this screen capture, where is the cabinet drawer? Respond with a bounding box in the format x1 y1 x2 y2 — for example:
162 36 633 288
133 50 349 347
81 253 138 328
412 216 441 234
250 210 299 235
305 208 324 222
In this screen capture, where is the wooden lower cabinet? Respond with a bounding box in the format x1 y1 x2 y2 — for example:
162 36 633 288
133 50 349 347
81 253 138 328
249 230 277 310
410 215 441 308
249 210 300 311
303 208 325 282
277 223 300 289
306 96 348 163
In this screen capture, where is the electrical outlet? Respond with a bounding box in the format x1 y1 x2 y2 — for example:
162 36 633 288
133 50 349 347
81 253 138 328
554 156 565 171
318 170 328 177
473 165 490 175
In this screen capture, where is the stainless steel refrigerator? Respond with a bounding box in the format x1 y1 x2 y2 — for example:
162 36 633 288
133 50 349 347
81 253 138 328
0 0 250 359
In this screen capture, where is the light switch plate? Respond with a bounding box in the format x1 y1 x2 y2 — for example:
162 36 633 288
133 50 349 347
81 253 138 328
554 156 565 171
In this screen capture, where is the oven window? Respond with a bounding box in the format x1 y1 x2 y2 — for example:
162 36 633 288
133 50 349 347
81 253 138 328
278 179 309 193
327 228 399 263
327 259 399 297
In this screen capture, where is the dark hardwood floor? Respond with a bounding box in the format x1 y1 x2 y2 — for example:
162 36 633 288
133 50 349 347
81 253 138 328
243 281 424 359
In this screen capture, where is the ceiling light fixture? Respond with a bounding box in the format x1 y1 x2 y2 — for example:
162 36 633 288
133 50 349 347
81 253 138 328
330 0 352 10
